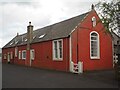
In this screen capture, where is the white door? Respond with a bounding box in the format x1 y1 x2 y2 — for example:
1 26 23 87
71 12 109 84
7 53 10 63
30 49 34 66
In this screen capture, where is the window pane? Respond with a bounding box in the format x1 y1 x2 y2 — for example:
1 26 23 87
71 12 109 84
22 51 26 59
91 32 98 58
91 37 97 40
91 33 97 36
54 41 58 58
58 41 62 58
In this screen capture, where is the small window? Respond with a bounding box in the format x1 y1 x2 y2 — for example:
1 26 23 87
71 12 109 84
39 34 46 39
92 16 96 27
22 50 26 60
53 39 63 60
10 42 13 45
19 51 21 59
11 52 13 59
25 38 27 42
30 49 35 60
15 40 19 44
90 31 100 59
117 40 119 45
4 54 7 59
33 36 36 40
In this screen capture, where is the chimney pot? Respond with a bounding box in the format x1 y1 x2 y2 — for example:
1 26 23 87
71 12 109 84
29 22 31 25
17 32 19 36
91 4 94 10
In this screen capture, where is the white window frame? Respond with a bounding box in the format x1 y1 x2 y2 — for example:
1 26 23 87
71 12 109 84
90 31 100 59
92 16 96 27
22 50 26 60
19 51 21 59
53 39 63 61
30 49 35 60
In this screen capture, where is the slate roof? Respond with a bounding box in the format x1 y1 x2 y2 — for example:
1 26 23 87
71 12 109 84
3 12 89 48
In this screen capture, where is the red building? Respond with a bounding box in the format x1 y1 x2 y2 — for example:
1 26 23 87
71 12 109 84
2 7 113 73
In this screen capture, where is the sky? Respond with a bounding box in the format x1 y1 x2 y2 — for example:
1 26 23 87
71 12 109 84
0 0 103 48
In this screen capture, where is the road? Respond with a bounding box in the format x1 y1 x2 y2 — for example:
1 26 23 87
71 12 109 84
2 63 119 88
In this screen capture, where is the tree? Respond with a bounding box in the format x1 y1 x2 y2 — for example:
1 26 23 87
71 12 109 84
95 0 120 36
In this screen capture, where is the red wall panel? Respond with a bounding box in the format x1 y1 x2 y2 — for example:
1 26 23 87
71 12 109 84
71 10 113 71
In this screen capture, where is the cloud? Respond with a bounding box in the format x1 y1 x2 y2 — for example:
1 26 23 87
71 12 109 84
0 0 101 48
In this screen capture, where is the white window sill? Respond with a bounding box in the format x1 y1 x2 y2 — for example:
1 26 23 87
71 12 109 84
22 58 26 60
53 58 63 61
90 57 100 60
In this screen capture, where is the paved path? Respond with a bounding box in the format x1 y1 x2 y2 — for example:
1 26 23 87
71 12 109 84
2 63 119 88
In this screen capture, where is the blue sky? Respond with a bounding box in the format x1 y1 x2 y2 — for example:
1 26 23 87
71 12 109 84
0 0 103 48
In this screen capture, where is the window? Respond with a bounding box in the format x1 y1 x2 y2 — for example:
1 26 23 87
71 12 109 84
117 40 119 45
53 39 63 60
22 50 26 59
33 36 36 40
4 54 7 59
90 31 100 59
11 52 13 59
19 51 21 59
10 42 13 45
25 38 27 42
30 49 35 60
15 47 18 57
39 34 46 39
92 16 96 27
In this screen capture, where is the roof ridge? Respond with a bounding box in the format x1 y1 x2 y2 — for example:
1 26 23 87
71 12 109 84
3 11 90 48
18 11 90 36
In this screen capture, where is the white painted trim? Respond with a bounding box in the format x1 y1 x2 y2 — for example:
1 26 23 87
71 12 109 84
69 12 89 35
22 50 26 60
90 31 100 59
30 49 35 66
52 39 63 61
69 35 73 72
19 51 21 59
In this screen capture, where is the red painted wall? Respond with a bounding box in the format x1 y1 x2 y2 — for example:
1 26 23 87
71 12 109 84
2 38 70 72
71 10 113 71
2 45 27 66
31 38 69 72
2 47 14 63
2 10 113 72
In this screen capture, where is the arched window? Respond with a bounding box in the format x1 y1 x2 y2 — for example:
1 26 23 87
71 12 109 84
90 31 100 59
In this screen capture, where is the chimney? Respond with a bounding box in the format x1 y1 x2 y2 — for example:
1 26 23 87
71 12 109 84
17 32 19 36
91 4 94 10
27 21 33 50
